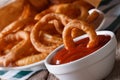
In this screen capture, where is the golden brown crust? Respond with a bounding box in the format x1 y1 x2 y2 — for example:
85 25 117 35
0 31 31 66
0 0 24 31
15 53 49 66
0 0 102 67
63 20 98 51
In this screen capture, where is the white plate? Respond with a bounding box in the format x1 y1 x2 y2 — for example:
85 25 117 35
0 9 104 70
0 60 46 70
0 0 46 70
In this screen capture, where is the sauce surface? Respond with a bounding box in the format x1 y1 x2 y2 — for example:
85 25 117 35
51 35 111 65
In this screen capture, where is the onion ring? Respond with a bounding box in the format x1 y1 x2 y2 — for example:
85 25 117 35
86 11 100 24
55 4 81 19
0 4 32 38
63 20 98 51
50 19 64 34
87 10 104 29
0 31 31 66
31 13 69 53
0 18 33 38
34 5 58 20
71 28 85 38
40 13 71 34
72 0 90 20
35 2 89 21
19 4 31 20
71 11 100 38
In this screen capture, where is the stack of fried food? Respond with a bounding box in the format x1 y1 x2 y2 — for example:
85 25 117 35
0 0 102 67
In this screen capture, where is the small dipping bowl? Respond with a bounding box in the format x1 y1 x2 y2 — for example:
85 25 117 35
45 31 117 80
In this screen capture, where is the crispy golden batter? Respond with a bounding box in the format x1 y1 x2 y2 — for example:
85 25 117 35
63 20 98 51
0 31 31 66
15 53 48 66
31 14 65 53
0 0 24 31
0 0 102 67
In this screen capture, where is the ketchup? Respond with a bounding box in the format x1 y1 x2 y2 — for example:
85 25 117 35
51 35 111 65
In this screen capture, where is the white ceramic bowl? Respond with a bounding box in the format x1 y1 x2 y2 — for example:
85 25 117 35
45 31 117 80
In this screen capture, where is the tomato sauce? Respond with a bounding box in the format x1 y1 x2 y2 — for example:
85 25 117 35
51 35 111 65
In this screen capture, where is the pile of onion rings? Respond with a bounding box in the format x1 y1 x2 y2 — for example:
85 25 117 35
0 0 102 67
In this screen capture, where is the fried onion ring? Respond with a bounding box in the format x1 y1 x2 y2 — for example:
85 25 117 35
87 10 104 29
40 13 71 34
63 20 98 51
34 5 58 20
31 13 70 53
35 2 89 20
86 11 100 24
72 0 90 20
55 4 81 19
0 19 33 38
19 3 31 20
0 4 33 38
0 31 31 66
71 11 101 38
